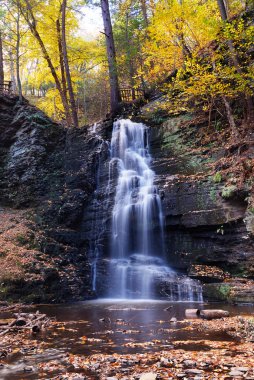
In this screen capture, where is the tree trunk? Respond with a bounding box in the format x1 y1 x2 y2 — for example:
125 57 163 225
100 0 121 113
140 0 149 27
125 12 135 100
216 0 228 20
222 96 238 137
9 49 17 92
200 309 229 320
19 0 71 123
16 9 23 102
0 31 4 86
61 0 78 128
56 17 71 125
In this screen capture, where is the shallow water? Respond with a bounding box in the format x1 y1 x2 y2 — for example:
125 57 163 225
1 300 253 379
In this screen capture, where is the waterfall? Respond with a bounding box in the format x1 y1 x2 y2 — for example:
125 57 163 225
107 119 203 301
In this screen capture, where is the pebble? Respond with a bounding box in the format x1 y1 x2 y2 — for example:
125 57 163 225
229 370 245 376
23 366 34 372
183 360 196 367
185 369 204 374
159 357 169 367
232 367 249 372
139 373 158 380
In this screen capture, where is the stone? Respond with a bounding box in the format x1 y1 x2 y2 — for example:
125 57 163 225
185 369 203 374
139 373 158 380
183 360 196 367
23 366 34 372
229 370 245 376
232 367 249 372
159 357 170 367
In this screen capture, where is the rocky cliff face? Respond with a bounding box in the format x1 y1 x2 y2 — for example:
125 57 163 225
0 95 112 302
0 94 253 303
146 110 254 302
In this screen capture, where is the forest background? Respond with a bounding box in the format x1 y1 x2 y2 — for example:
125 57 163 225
0 0 253 130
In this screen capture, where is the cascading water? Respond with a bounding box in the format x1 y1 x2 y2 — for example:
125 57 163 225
107 119 203 301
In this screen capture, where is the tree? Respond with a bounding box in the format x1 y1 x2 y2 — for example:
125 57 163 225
14 0 81 125
216 0 254 125
61 0 78 127
18 0 71 120
15 5 22 101
0 31 4 85
140 0 149 27
216 0 228 20
100 0 121 113
56 14 71 124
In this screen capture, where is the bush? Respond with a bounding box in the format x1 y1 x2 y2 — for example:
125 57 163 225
221 185 237 199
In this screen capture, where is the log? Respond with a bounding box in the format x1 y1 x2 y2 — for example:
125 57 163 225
0 312 48 335
15 317 27 326
32 321 42 333
0 318 18 336
185 309 201 318
200 309 229 320
14 313 36 320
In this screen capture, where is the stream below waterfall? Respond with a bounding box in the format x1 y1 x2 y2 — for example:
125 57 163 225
0 301 253 379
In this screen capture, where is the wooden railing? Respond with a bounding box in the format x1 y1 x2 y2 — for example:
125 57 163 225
120 87 144 102
0 81 13 94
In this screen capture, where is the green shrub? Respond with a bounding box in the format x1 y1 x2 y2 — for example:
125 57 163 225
221 185 237 199
213 172 222 183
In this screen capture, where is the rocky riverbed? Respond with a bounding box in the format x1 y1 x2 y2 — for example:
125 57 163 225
0 301 254 379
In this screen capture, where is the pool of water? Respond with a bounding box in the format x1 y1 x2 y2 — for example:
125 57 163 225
0 300 253 379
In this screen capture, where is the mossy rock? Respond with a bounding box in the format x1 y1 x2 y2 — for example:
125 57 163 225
203 283 231 301
203 281 254 303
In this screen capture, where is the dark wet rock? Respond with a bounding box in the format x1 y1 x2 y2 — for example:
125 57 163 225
146 114 254 301
0 95 112 302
